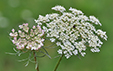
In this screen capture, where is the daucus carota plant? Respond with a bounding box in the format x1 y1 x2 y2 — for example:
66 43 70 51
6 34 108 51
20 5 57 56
8 23 51 71
8 5 107 71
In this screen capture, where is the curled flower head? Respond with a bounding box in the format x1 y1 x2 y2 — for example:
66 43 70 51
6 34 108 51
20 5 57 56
35 5 107 59
9 23 45 50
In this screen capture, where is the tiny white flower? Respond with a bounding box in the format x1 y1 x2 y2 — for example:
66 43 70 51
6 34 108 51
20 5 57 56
33 26 36 29
50 38 55 42
38 15 50 23
81 52 86 57
12 29 15 32
19 25 23 29
34 19 39 24
57 49 62 54
89 16 102 26
63 50 67 54
52 5 66 12
65 53 70 59
56 42 61 46
91 48 100 52
73 50 78 55
69 7 83 15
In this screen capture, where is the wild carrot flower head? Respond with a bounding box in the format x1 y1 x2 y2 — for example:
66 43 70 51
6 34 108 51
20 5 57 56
35 5 107 59
9 23 44 50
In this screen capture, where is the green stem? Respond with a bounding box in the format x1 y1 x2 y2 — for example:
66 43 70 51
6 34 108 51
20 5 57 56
33 51 39 71
54 54 64 71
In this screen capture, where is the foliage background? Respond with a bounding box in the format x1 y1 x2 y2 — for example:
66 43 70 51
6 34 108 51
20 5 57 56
0 0 113 71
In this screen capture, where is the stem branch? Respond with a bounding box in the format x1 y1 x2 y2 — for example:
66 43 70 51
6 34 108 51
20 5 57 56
54 54 64 71
33 51 39 71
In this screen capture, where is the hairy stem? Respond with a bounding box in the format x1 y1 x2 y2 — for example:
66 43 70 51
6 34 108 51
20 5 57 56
54 54 64 71
33 51 39 71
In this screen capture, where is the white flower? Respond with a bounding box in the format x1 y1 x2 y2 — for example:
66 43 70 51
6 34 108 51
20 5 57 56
69 7 83 15
81 52 86 57
56 42 61 46
96 29 107 40
89 16 102 26
12 29 15 32
19 25 23 29
9 31 18 37
47 13 59 19
50 38 55 42
91 48 100 52
65 53 70 59
35 5 108 59
52 5 66 12
73 50 78 55
19 23 29 33
57 49 62 54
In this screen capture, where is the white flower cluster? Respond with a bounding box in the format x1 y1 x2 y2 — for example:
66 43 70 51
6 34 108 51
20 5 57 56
52 5 66 12
9 23 44 50
35 5 107 59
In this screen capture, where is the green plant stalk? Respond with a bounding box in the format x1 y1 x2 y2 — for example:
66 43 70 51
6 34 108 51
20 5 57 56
54 54 64 71
33 51 39 71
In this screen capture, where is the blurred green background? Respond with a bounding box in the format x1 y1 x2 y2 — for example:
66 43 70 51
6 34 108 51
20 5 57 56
0 0 113 71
